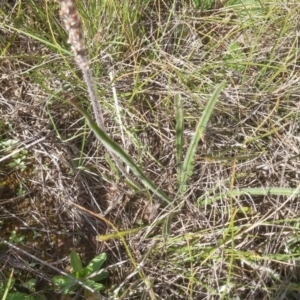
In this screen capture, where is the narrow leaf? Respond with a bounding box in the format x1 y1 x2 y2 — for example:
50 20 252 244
198 187 300 206
70 100 171 205
162 214 172 240
83 279 105 292
5 292 35 300
2 269 14 300
175 94 184 180
179 82 225 193
83 253 107 276
52 276 77 294
90 270 109 282
71 250 83 272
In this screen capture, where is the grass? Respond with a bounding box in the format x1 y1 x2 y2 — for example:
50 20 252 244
1 0 300 299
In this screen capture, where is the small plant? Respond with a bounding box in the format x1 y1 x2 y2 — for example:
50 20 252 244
0 270 43 300
223 41 247 72
8 230 25 245
0 139 28 171
52 250 109 296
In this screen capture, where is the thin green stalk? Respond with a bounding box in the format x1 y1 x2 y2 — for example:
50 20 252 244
1 269 13 300
175 94 184 182
198 187 300 206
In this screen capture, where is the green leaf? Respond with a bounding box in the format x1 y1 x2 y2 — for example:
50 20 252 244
225 0 264 20
2 273 14 300
82 253 107 277
22 279 36 292
52 276 77 294
193 0 214 10
83 279 105 292
6 292 35 300
179 82 225 194
0 139 18 149
193 0 201 8
69 100 172 205
31 295 46 300
2 24 70 56
162 214 172 240
70 250 83 272
90 270 109 282
175 94 184 181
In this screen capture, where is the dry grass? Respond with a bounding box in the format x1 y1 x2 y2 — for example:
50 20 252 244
1 0 300 299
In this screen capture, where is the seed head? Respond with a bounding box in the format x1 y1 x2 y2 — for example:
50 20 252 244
59 0 89 69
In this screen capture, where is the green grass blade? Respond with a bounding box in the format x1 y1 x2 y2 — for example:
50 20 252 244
1 269 14 300
179 82 225 194
69 100 171 205
231 187 300 197
2 24 69 55
198 187 300 206
175 94 184 180
162 214 173 240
